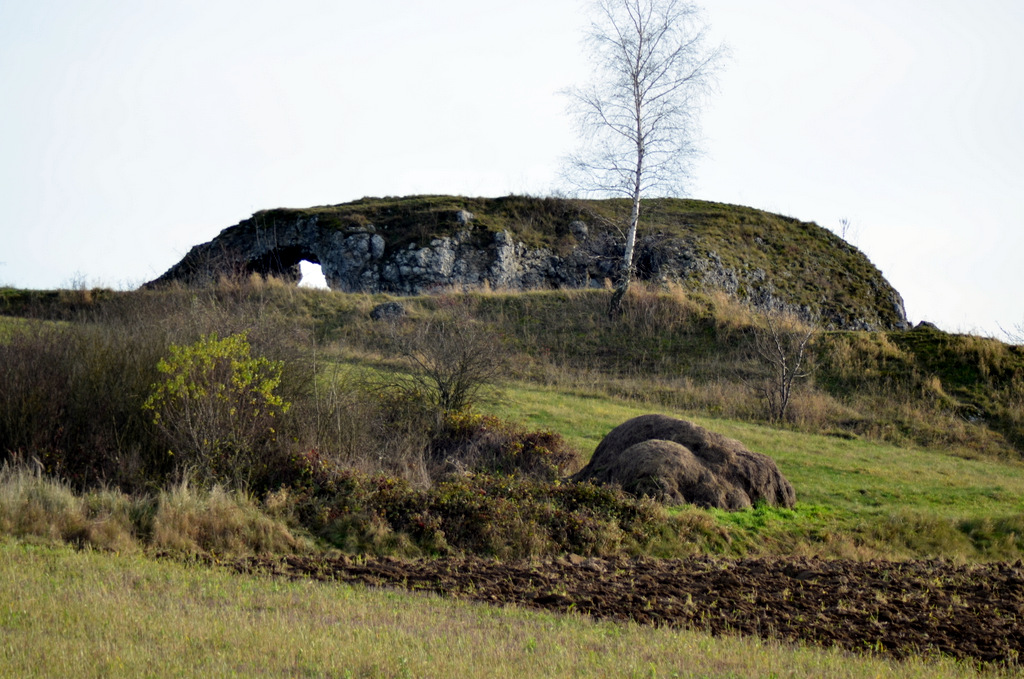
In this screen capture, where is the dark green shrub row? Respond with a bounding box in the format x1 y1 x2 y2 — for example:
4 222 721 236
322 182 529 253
283 458 666 558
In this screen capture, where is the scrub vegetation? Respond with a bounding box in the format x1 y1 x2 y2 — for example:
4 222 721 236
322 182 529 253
2 277 1024 557
1 268 1024 673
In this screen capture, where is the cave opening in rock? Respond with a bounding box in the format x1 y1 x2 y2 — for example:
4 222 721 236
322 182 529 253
243 245 329 288
298 260 328 289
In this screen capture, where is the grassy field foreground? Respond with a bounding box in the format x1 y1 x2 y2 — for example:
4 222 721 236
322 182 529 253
0 540 1010 679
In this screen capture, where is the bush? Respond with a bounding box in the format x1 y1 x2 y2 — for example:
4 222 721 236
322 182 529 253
143 332 291 488
0 320 170 489
429 411 582 481
286 466 667 558
747 309 817 423
0 284 323 491
376 300 507 415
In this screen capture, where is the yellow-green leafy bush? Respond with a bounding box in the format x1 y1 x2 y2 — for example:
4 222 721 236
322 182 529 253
144 332 290 487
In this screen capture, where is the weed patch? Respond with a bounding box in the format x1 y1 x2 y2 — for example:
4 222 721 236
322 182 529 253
290 468 667 558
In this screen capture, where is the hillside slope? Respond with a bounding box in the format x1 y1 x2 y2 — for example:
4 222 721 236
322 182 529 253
150 195 908 331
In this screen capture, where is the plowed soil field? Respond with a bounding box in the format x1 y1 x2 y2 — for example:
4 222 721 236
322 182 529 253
224 554 1024 665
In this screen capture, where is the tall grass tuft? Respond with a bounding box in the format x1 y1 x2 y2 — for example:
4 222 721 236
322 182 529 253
0 461 311 556
151 480 311 555
0 461 137 551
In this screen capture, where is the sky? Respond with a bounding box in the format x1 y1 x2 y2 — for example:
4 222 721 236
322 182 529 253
1 0 1021 337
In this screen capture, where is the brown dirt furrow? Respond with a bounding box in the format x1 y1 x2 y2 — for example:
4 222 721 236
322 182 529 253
222 554 1024 665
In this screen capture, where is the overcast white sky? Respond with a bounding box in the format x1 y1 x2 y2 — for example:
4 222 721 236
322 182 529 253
1 0 1021 336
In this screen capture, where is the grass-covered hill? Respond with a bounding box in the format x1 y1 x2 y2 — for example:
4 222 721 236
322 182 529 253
150 195 910 331
2 281 1023 545
3 280 1024 673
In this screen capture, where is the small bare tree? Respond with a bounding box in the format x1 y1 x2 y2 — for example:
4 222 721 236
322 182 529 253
565 0 725 317
381 309 507 416
750 310 817 424
835 217 860 245
838 218 852 241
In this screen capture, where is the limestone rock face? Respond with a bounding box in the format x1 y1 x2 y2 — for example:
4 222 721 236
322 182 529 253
573 414 796 510
146 198 910 331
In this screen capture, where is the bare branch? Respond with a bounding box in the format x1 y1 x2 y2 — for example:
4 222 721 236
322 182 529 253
1000 321 1024 346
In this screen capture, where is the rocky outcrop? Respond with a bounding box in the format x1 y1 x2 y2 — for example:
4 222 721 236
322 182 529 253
573 414 796 510
148 196 910 331
150 211 611 294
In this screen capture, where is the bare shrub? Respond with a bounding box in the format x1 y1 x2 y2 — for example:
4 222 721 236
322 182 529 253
0 325 76 458
0 283 319 491
746 309 817 423
279 367 579 488
0 319 170 488
377 300 507 415
271 357 435 487
347 388 434 484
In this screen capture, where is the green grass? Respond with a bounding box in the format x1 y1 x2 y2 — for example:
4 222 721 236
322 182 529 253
491 382 1024 559
0 540 1007 679
3 281 1024 674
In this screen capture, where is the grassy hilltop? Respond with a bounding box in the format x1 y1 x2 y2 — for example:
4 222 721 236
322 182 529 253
154 195 909 331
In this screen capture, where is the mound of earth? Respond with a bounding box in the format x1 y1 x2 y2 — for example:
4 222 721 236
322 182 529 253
573 414 795 510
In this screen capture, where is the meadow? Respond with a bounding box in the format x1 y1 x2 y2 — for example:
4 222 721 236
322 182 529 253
4 540 1011 678
2 279 1024 674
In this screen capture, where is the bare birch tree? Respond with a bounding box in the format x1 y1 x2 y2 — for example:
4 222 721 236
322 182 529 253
565 0 725 317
